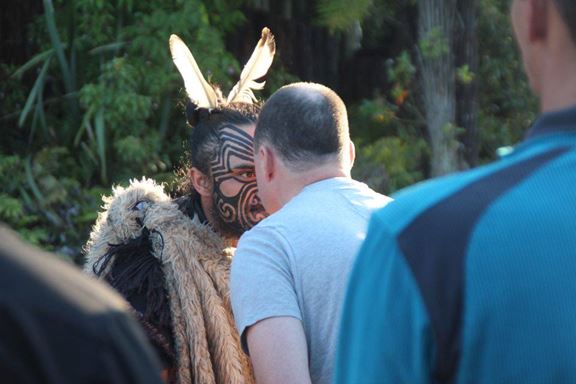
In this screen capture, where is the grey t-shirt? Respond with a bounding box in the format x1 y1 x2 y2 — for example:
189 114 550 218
231 177 392 384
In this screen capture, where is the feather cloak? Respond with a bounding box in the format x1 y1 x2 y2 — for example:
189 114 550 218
84 178 254 384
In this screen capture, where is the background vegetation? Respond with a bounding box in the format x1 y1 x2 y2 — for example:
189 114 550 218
0 0 537 263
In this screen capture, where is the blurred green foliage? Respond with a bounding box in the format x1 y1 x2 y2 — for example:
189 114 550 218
351 0 536 190
1 0 536 260
476 0 538 162
419 26 450 60
316 0 373 32
1 0 265 261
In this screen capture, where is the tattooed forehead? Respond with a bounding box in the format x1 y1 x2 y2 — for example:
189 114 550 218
211 124 255 172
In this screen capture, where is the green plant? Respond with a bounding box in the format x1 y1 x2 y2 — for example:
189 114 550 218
1 0 253 261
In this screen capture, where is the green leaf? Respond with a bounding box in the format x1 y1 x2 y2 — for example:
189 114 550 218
80 142 99 166
89 41 127 55
77 210 98 224
18 228 49 246
43 0 74 94
33 82 49 142
419 27 450 60
18 58 51 128
74 106 95 146
18 187 35 210
0 194 24 221
24 157 45 206
457 64 475 85
94 108 107 183
10 48 55 79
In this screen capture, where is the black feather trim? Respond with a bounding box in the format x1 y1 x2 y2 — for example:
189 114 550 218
173 194 208 225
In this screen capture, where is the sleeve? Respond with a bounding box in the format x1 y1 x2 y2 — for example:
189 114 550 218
334 213 435 384
230 225 302 352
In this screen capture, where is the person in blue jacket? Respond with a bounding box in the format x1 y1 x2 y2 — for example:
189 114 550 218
335 1 576 383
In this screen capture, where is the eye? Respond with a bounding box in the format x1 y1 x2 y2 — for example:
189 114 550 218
234 169 256 180
240 170 256 179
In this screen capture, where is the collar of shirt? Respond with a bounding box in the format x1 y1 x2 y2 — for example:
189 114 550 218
525 104 576 140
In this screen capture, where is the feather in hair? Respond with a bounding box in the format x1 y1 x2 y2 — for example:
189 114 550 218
227 27 276 104
169 34 219 109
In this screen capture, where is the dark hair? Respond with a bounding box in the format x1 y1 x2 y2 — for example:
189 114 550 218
179 101 260 194
254 82 349 168
92 229 176 370
555 0 576 43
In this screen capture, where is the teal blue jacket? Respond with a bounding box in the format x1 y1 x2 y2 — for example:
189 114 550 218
336 106 576 383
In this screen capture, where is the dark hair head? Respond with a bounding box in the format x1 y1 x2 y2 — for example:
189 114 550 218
254 82 349 169
555 0 576 44
179 102 260 194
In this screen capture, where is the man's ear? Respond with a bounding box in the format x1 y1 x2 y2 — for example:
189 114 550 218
349 140 356 168
189 167 212 197
259 144 276 183
529 0 548 42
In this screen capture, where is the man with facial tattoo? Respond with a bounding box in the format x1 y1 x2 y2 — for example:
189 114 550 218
181 106 267 244
197 119 268 241
84 29 275 384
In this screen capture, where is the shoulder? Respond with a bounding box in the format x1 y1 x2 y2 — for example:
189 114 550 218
341 178 393 211
376 141 570 237
374 158 509 236
232 224 297 293
273 178 391 224
235 224 290 263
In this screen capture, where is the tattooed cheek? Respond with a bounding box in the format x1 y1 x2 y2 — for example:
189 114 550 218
217 179 244 198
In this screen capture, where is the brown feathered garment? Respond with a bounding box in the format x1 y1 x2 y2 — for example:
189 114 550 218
84 178 254 384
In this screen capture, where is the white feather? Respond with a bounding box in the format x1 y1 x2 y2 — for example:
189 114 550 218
227 27 276 104
169 34 219 109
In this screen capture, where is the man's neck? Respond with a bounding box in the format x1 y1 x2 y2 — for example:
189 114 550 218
539 48 576 113
277 164 351 208
540 76 576 113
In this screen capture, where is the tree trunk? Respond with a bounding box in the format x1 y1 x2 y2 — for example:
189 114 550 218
456 0 479 168
418 0 459 177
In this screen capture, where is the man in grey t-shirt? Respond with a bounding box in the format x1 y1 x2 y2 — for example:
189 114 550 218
231 82 392 384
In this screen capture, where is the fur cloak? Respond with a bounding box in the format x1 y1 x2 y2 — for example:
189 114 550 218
84 178 254 384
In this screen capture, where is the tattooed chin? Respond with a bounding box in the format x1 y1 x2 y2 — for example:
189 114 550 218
246 192 268 225
248 203 268 224
210 199 266 239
